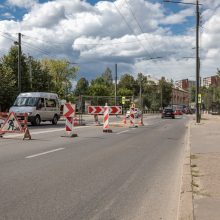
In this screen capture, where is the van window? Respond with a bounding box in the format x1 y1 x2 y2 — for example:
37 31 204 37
13 97 39 107
46 99 56 107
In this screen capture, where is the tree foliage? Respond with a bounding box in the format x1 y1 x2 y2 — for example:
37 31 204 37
40 59 78 98
0 63 17 111
74 77 89 96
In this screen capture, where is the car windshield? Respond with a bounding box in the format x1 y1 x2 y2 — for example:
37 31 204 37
13 97 39 107
164 108 173 112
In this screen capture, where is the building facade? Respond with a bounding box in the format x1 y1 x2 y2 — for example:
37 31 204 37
171 87 189 106
175 79 196 91
203 75 220 88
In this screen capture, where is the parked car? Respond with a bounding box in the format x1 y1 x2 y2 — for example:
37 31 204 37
161 108 175 119
174 109 183 116
9 92 60 126
126 108 142 118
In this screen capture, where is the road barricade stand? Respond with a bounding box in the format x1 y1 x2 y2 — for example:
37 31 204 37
129 106 138 128
103 104 112 133
88 105 122 131
123 115 127 126
62 103 78 138
138 113 144 126
0 112 31 140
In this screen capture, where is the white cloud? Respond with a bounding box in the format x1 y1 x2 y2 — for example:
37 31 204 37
0 0 220 80
160 8 194 24
7 0 37 9
2 12 15 19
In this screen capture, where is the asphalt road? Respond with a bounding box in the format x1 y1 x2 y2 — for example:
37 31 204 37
0 115 189 220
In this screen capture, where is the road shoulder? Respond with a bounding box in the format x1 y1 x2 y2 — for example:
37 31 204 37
178 120 193 220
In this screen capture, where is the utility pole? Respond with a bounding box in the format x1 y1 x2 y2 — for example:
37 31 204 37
139 73 143 111
115 63 118 106
18 33 21 93
29 55 32 90
164 0 201 123
161 85 163 110
196 0 200 123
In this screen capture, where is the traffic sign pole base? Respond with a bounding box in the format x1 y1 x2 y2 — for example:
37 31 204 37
103 129 112 133
71 133 78 137
129 125 138 128
61 133 78 138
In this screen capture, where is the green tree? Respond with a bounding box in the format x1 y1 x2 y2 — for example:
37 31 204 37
2 46 30 92
88 84 110 96
41 59 78 98
143 80 159 110
118 74 138 96
0 63 17 111
159 77 172 108
31 59 54 92
101 67 113 85
74 77 89 96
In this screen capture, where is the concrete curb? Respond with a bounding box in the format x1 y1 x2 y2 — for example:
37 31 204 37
178 120 194 220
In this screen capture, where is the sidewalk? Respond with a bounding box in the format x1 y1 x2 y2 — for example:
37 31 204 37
190 114 220 220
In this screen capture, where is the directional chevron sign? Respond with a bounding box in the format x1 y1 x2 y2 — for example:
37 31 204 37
88 106 122 115
63 103 76 118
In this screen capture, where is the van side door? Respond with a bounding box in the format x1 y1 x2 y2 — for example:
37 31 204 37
36 98 47 121
45 98 57 120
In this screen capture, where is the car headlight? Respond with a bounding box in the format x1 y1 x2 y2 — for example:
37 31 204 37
28 112 32 116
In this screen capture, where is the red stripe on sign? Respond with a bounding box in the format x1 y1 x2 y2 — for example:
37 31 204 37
64 104 75 117
104 114 108 121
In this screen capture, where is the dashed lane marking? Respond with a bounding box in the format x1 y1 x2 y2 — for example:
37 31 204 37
25 148 65 159
116 130 129 135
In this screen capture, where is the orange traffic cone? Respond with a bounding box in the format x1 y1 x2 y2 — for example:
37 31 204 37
73 117 79 126
123 116 127 126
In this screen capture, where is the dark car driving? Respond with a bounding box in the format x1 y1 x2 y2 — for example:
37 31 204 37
161 108 175 119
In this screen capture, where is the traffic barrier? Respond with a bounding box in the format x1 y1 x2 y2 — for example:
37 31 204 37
94 114 101 125
65 117 78 137
138 114 144 126
62 103 78 137
73 117 79 126
129 107 138 128
123 115 127 126
0 112 31 140
103 104 112 133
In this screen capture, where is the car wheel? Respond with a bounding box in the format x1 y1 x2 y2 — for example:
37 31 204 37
32 115 41 126
52 115 58 125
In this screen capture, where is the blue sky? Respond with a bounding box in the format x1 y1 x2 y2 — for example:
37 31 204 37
0 0 219 82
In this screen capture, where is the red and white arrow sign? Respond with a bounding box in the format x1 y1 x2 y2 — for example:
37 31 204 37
63 103 75 118
109 106 122 115
88 106 104 114
88 106 122 115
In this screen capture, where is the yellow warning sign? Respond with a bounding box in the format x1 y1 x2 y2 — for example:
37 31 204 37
1 112 23 132
198 94 202 104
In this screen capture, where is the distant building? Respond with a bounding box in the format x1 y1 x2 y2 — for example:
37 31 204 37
203 75 220 88
146 74 159 84
175 79 196 91
171 87 189 106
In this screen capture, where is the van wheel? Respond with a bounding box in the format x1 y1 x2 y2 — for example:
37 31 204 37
52 115 58 125
32 115 41 126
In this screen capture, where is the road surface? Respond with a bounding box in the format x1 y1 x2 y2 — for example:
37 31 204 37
0 115 189 220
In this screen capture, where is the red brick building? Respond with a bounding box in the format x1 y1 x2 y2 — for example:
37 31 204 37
203 75 220 88
171 87 189 106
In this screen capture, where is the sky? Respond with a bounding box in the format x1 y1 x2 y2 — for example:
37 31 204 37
0 0 220 83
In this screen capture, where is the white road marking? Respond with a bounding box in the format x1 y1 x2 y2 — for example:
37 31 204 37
25 148 65 159
116 130 129 135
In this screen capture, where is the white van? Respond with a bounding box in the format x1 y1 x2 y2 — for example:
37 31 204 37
9 92 60 125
